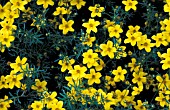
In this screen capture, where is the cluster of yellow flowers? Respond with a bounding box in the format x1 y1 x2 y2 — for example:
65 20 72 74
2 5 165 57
1 0 170 109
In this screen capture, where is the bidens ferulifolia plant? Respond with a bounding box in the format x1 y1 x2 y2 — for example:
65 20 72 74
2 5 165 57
0 0 170 109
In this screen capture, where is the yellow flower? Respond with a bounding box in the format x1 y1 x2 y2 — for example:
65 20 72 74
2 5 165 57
156 74 170 90
0 32 15 48
105 76 116 87
43 91 58 109
164 2 170 13
127 25 140 34
0 4 10 19
122 0 138 11
124 32 141 46
6 74 23 89
128 58 139 72
82 49 98 68
31 101 44 110
162 31 170 42
59 18 74 35
104 19 115 29
88 4 104 17
10 0 27 11
65 76 82 86
1 95 13 109
21 84 27 90
161 48 170 58
155 93 169 107
82 18 100 33
31 79 47 92
0 20 17 34
0 101 8 110
51 101 65 110
131 86 143 96
10 56 27 73
132 71 146 87
58 57 75 72
70 0 86 10
85 68 101 85
139 38 155 52
95 58 105 71
100 40 117 59
82 34 96 47
69 65 87 80
160 57 170 70
37 0 54 9
115 89 130 107
4 10 19 23
112 66 127 82
103 92 117 109
151 33 168 47
163 18 170 31
0 75 8 89
134 100 147 110
53 7 67 16
108 24 123 38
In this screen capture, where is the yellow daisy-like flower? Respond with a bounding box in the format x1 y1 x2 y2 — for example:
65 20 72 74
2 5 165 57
88 4 104 17
10 0 27 11
100 40 117 59
82 34 96 47
82 18 100 33
164 0 170 13
70 0 86 10
59 18 74 35
161 57 170 70
10 56 27 73
134 100 147 110
31 101 44 110
151 33 168 47
0 75 9 89
6 74 23 89
122 0 138 11
155 93 169 107
51 101 65 110
85 68 102 85
108 24 123 38
58 57 75 72
69 65 87 80
0 4 10 19
31 79 47 92
0 32 15 48
124 32 141 46
112 66 127 82
132 71 146 87
53 7 67 16
127 25 140 35
142 39 155 52
82 49 98 68
37 0 54 9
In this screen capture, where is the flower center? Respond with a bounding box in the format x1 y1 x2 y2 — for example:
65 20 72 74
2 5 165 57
16 2 20 6
88 55 92 58
76 70 80 73
143 42 148 46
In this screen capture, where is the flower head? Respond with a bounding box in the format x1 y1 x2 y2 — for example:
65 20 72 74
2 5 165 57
122 0 138 11
100 40 117 59
112 66 127 82
59 18 74 35
88 4 104 17
82 18 100 33
37 0 54 9
70 0 86 10
85 69 102 85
